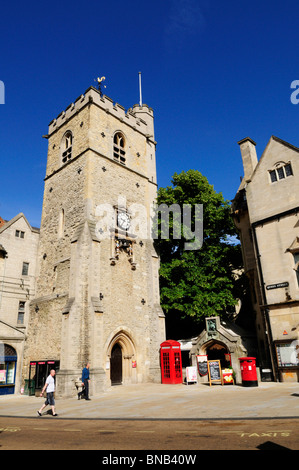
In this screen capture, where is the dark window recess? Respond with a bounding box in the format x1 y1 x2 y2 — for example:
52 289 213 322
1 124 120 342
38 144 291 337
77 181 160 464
15 230 25 238
113 133 126 164
270 170 277 183
285 164 293 177
277 167 285 180
62 133 72 164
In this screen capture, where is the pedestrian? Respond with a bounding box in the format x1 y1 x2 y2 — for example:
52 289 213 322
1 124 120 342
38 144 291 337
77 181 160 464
37 369 58 417
78 362 91 400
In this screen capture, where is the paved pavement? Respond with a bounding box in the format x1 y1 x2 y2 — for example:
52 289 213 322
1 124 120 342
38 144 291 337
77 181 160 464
0 382 299 420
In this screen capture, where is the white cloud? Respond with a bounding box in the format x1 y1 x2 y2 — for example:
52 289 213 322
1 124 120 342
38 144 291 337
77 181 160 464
164 0 207 49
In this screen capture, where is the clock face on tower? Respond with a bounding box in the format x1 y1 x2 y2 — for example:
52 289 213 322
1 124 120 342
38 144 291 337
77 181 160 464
117 211 130 231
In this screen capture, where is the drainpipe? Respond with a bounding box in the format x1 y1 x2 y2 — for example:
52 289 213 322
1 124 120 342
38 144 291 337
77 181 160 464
0 254 7 310
251 224 278 381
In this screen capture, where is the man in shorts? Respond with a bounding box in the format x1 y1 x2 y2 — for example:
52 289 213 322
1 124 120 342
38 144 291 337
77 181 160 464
37 369 58 417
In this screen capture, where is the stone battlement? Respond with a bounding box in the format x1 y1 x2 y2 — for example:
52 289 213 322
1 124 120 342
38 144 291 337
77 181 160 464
48 86 153 137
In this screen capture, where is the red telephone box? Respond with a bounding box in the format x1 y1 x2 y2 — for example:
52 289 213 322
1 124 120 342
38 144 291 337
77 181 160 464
239 357 258 387
160 340 183 384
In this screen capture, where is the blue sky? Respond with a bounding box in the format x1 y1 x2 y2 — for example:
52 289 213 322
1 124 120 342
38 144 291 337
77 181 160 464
1 0 299 227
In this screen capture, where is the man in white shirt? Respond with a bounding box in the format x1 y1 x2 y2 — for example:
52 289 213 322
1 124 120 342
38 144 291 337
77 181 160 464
37 369 58 417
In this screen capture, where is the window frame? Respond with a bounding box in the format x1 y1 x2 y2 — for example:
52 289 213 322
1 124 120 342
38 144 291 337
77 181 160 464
22 262 29 276
17 301 26 325
269 162 293 183
113 132 126 165
15 230 25 238
61 131 73 164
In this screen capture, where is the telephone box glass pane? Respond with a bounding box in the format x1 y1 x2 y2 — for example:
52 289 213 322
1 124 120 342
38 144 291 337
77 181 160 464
163 352 170 378
174 352 181 378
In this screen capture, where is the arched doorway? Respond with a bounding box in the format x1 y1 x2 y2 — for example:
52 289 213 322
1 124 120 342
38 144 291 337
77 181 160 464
106 329 137 386
205 341 231 369
110 343 123 386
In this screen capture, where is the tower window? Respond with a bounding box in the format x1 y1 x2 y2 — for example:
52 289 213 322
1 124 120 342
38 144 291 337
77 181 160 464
113 132 126 164
62 132 73 164
269 162 293 183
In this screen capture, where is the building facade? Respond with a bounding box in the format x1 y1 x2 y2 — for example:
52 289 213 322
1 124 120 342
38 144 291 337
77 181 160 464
22 86 166 397
0 214 39 394
232 136 299 382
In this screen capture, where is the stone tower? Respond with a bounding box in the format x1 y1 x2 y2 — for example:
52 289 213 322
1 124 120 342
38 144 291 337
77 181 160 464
23 85 166 396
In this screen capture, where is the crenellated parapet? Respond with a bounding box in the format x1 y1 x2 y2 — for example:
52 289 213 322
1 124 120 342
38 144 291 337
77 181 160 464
48 86 154 139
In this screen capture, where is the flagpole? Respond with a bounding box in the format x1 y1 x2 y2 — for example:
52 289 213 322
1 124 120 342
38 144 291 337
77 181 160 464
139 72 143 107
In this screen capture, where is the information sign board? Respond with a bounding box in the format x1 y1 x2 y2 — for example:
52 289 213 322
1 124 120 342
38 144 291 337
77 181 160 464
196 355 208 376
207 360 223 386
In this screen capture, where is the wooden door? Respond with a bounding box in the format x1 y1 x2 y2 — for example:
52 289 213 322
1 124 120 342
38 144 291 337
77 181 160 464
110 344 122 385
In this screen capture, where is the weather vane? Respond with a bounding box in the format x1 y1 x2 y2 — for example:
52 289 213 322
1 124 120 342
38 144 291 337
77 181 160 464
95 76 106 95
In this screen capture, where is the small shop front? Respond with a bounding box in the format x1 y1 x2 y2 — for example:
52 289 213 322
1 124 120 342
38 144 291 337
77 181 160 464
26 360 60 396
0 344 17 395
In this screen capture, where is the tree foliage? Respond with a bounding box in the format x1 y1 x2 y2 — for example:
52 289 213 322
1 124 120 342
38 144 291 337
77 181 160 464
154 170 243 335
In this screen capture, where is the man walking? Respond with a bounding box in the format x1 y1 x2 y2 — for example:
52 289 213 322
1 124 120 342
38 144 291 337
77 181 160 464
78 363 91 400
37 369 58 416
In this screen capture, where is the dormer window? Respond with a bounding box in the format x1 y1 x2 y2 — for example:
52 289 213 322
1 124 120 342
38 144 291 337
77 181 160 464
113 132 126 164
62 131 73 164
269 162 293 183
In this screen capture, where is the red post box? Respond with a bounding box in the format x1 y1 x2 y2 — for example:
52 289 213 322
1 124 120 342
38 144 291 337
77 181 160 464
160 340 183 384
239 357 258 387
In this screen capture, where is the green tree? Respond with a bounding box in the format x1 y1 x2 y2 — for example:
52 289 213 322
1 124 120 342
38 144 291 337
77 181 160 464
154 170 243 338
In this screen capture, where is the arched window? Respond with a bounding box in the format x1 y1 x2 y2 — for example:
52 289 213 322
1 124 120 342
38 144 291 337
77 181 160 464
61 131 73 164
269 162 293 183
113 132 126 164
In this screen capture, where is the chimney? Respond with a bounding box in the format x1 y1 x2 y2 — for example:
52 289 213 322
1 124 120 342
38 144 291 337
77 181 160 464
238 137 258 183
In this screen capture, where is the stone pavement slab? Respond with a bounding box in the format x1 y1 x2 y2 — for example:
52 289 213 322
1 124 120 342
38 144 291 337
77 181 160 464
0 382 298 420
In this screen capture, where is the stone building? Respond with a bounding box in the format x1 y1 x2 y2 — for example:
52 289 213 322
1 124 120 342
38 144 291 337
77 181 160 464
0 214 39 394
232 136 299 382
190 316 258 385
22 86 166 397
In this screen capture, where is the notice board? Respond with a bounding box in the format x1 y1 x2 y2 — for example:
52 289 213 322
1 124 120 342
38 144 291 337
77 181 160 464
207 360 223 386
186 366 197 384
196 355 208 376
